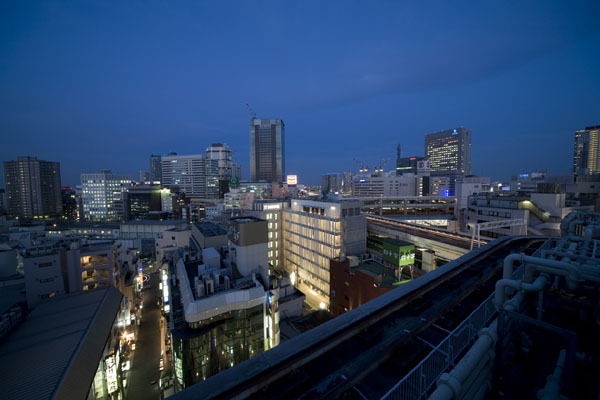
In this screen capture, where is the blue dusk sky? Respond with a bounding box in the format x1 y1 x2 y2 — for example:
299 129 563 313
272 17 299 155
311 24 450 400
1 1 599 186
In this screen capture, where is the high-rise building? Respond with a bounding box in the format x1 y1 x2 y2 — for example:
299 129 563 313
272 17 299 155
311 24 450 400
232 163 242 181
283 199 366 309
81 171 131 221
573 125 600 176
250 118 285 183
61 187 78 221
425 127 471 176
206 143 233 179
343 172 353 194
150 154 162 183
139 170 150 183
396 156 425 175
425 127 472 196
3 156 62 219
0 188 6 215
249 200 288 270
321 172 343 193
161 154 219 199
126 184 165 220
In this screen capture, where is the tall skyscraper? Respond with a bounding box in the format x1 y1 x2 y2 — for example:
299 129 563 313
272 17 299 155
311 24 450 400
160 154 219 199
206 143 233 179
573 125 600 176
321 173 343 193
250 118 285 183
81 171 131 221
139 170 150 183
425 127 471 195
396 144 402 175
232 163 242 181
150 155 162 183
3 156 62 219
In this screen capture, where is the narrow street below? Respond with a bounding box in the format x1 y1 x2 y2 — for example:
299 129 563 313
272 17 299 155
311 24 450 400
127 271 162 400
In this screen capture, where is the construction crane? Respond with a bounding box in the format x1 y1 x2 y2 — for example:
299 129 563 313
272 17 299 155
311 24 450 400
245 103 256 118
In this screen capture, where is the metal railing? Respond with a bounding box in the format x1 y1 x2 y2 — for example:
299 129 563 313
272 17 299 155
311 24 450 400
380 251 536 400
380 293 497 400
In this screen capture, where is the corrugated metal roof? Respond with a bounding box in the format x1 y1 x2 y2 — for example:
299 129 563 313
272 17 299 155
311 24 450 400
0 287 122 400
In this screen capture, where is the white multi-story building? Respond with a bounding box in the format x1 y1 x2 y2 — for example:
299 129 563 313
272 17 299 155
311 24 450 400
283 199 366 308
248 200 288 270
455 176 491 211
161 154 219 199
81 171 131 221
352 172 418 197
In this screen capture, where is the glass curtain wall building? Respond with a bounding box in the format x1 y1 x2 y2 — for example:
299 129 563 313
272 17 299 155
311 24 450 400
150 155 162 183
573 125 600 176
250 118 285 183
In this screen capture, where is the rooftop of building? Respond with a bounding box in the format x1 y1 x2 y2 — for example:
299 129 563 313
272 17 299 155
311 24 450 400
194 221 228 237
352 260 402 288
0 287 122 400
230 216 265 224
0 281 25 313
121 219 186 226
58 222 120 229
166 225 191 232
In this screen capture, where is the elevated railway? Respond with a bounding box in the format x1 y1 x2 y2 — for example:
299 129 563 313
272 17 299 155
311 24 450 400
367 215 486 251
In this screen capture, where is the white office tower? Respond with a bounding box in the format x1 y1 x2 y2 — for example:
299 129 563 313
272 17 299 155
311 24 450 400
81 171 131 221
283 199 366 309
160 154 219 199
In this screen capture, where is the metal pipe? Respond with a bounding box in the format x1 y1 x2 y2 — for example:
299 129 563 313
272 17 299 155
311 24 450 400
495 275 548 310
537 349 566 400
541 250 598 263
502 253 525 280
568 219 584 236
429 322 498 400
504 253 583 285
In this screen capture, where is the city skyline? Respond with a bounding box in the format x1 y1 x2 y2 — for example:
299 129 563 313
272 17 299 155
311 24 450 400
1 1 600 186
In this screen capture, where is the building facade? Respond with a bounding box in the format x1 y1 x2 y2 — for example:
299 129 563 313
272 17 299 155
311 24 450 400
573 125 600 176
206 143 233 179
169 217 279 391
425 127 471 195
3 156 62 219
322 173 343 193
161 154 219 199
81 171 131 221
150 155 162 183
283 199 366 308
250 118 285 183
248 200 288 271
351 172 418 197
